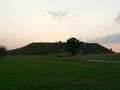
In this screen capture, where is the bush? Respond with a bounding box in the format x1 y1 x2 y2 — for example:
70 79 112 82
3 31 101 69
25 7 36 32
0 46 6 58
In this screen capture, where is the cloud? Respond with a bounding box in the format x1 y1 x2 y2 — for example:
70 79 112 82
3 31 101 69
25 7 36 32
47 10 79 20
47 10 68 19
115 14 120 23
88 33 120 44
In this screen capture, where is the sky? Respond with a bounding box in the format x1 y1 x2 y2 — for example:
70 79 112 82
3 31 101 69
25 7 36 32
0 0 120 52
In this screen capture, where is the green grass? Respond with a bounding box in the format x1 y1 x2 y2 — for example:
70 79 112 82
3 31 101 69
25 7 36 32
80 53 120 61
0 54 120 90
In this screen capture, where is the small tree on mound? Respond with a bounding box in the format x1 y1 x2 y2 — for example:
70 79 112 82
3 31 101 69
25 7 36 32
66 37 82 55
0 46 6 58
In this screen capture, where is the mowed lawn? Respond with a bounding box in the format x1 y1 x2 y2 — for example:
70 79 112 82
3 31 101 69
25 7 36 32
0 54 120 90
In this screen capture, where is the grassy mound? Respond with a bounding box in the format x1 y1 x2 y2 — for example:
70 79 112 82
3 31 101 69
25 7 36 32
8 42 114 55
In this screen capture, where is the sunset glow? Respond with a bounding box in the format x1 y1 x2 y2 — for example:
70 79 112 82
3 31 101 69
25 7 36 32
0 0 120 52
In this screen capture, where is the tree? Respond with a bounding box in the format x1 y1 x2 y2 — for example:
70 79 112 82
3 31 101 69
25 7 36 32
66 37 82 55
0 46 6 58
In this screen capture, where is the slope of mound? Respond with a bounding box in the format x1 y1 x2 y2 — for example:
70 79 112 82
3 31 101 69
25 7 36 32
8 42 67 55
82 43 114 54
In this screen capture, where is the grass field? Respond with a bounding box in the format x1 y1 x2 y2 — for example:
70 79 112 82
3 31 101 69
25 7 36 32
0 53 120 90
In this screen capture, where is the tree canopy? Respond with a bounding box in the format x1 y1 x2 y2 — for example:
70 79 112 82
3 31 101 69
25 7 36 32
66 37 82 55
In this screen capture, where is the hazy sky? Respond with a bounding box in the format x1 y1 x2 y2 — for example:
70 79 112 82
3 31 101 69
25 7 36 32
0 0 120 52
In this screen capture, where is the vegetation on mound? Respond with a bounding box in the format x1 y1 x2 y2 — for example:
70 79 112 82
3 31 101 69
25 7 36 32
8 42 114 55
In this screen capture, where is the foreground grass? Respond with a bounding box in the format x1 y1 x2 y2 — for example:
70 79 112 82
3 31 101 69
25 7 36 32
80 53 120 61
0 54 120 90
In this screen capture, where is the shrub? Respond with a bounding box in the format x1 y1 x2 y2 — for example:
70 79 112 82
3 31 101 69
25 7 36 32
0 46 6 58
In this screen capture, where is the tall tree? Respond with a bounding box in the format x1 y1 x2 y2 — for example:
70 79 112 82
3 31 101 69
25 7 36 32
0 46 6 58
66 37 82 55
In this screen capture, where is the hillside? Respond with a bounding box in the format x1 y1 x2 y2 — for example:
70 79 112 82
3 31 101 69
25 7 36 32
8 42 67 55
82 43 114 54
8 42 114 55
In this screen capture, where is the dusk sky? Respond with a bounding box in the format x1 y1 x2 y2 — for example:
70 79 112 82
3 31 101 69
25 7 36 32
0 0 120 52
